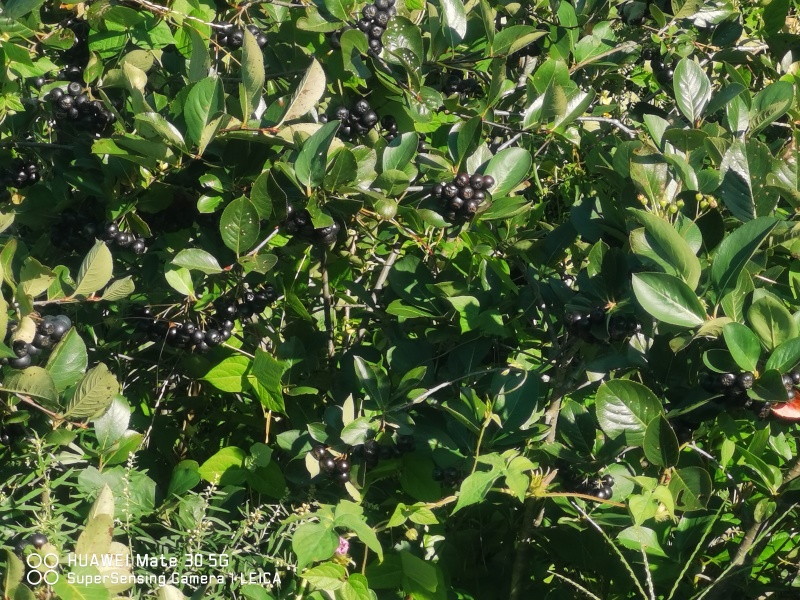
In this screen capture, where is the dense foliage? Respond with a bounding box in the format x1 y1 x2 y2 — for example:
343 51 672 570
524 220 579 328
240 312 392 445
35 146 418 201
1 0 800 598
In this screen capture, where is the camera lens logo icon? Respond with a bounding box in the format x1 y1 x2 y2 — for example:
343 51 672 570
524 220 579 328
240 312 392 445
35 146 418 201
26 553 59 585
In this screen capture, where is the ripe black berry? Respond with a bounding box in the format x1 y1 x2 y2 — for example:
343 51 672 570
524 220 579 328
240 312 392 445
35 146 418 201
470 174 484 189
353 99 370 116
783 374 795 389
375 10 390 26
9 354 32 369
719 373 737 388
369 39 383 53
362 4 377 19
360 110 379 127
335 106 350 121
319 456 336 472
460 186 475 200
738 372 754 390
482 175 495 189
601 474 615 487
595 486 613 500
205 329 222 346
67 81 82 96
336 459 351 473
311 444 327 460
29 533 48 549
793 370 800 385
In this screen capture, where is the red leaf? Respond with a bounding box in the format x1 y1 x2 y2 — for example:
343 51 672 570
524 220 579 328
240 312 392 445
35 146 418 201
771 390 800 421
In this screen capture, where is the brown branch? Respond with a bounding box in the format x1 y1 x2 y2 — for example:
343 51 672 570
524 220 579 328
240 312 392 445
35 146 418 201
16 394 88 429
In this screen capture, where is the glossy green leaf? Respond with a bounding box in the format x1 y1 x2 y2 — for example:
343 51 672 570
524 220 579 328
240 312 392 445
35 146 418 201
220 197 260 254
643 415 680 467
673 58 711 123
595 380 663 446
722 322 761 372
632 272 707 328
483 147 531 197
711 216 777 297
295 120 340 190
748 294 798 351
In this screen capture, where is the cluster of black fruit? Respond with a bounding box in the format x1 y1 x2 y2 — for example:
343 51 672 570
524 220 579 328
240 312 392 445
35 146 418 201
311 445 352 484
14 533 48 556
58 18 90 81
283 206 340 245
214 286 278 320
381 115 399 142
642 49 675 88
433 465 464 487
1 159 40 189
0 422 22 447
48 82 116 134
327 0 396 53
433 173 494 222
88 222 147 255
1 315 72 370
581 474 615 500
215 23 268 49
134 307 230 354
701 370 799 402
321 99 379 140
564 306 642 342
442 72 480 97
353 435 415 469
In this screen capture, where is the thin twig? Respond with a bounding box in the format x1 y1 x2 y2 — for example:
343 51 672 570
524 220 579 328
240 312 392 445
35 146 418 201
576 116 638 138
14 394 89 429
0 141 74 150
548 571 603 600
321 247 335 358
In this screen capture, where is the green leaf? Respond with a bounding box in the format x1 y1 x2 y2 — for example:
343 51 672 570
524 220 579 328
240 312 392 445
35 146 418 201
220 197 260 254
353 356 390 410
198 446 247 485
630 147 668 205
722 322 761 372
617 526 668 557
72 241 114 298
184 77 222 146
46 328 88 392
4 549 23 599
100 276 135 300
595 380 663 446
382 133 419 173
490 25 546 56
449 117 482 170
718 140 776 222
750 369 789 401
630 209 701 289
279 59 326 125
400 551 438 592
382 17 424 68
93 395 131 451
295 121 340 190
19 257 55 298
164 266 195 297
247 349 287 414
749 81 794 135
3 367 59 409
673 58 711 123
643 415 679 467
438 0 467 41
64 363 120 419
333 512 383 561
632 272 707 328
747 294 798 351
166 460 201 497
765 338 800 373
668 466 712 510
302 562 346 591
172 249 223 274
293 522 339 570
453 469 502 513
250 170 276 219
711 216 777 297
202 355 250 392
239 29 264 120
134 112 187 152
3 0 45 20
483 148 532 196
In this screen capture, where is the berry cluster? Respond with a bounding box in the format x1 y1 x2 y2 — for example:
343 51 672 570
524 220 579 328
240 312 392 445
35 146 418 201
564 307 642 342
48 82 116 134
58 18 90 81
644 52 675 87
353 435 415 469
432 173 494 222
85 222 148 255
322 99 379 140
381 115 399 142
701 370 799 402
134 306 230 354
582 474 615 500
283 206 341 245
311 445 352 484
214 286 278 320
215 23 268 49
1 315 72 370
433 465 464 487
1 159 40 189
355 0 396 54
14 533 48 556
700 371 755 402
442 72 480 97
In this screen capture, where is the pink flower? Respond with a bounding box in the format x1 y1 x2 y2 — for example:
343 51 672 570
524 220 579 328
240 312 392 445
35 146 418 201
336 537 349 555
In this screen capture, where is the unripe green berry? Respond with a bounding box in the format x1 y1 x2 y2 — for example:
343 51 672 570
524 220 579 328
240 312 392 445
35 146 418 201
668 204 678 214
676 199 685 209
695 193 703 202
